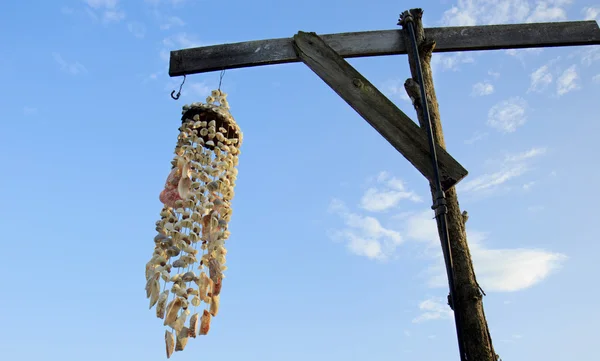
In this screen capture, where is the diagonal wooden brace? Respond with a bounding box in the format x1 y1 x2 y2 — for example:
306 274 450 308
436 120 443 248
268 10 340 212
292 31 468 190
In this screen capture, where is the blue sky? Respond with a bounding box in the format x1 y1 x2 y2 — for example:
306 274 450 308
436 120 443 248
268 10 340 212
1 0 599 360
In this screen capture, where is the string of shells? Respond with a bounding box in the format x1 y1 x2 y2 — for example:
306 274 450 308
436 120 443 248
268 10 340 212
145 90 242 358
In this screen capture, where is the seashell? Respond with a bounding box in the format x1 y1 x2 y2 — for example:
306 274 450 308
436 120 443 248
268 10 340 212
217 219 228 230
180 297 189 310
173 309 190 333
145 272 160 298
208 120 216 127
189 313 200 338
166 246 180 257
200 128 209 136
191 295 201 307
165 330 176 359
187 288 198 296
210 294 220 317
217 254 226 266
198 272 210 299
172 259 188 268
174 285 188 298
206 140 215 147
158 236 173 247
182 271 196 282
154 233 168 243
180 254 197 265
164 297 182 327
149 278 161 308
156 290 169 319
183 244 198 255
200 309 211 335
188 231 200 243
164 222 175 232
208 258 223 292
145 262 156 281
175 327 189 351
193 121 202 128
179 219 193 229
170 273 182 283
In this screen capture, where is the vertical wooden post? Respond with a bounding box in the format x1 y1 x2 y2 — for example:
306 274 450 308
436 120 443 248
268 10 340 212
399 8 498 361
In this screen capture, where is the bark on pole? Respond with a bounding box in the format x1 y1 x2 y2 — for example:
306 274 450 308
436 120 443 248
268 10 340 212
400 8 498 361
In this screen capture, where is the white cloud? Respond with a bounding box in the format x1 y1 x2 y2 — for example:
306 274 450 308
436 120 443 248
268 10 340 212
593 74 600 84
327 172 566 291
488 70 501 79
528 64 553 92
431 52 474 72
487 97 527 133
328 199 404 261
556 65 580 96
440 0 572 26
464 131 489 145
471 81 494 96
422 227 567 292
52 52 87 75
458 147 547 195
522 181 536 191
412 297 453 323
526 1 570 23
580 47 600 66
381 79 411 103
360 171 422 212
85 0 125 23
128 22 146 38
582 6 600 21
161 33 205 62
160 16 185 30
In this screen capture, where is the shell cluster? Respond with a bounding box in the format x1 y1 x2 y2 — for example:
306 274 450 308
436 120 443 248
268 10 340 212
145 90 242 358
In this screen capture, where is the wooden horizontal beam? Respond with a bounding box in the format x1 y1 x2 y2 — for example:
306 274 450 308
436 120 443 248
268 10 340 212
292 31 468 190
170 20 600 76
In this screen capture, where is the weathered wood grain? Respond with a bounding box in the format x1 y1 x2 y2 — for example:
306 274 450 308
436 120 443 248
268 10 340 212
170 21 600 75
292 31 468 190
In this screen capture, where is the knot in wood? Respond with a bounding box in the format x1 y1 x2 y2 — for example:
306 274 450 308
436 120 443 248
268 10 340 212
352 78 363 88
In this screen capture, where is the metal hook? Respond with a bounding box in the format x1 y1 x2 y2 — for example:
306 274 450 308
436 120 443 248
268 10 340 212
171 75 187 100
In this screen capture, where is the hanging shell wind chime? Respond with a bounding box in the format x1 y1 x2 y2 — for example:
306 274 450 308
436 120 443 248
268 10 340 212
145 89 242 358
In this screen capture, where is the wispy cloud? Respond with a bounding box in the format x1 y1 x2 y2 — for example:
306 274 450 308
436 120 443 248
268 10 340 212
556 65 580 96
412 297 453 323
328 172 566 292
85 0 125 23
359 171 422 212
381 79 411 103
487 97 528 133
593 74 600 84
408 216 567 292
52 52 87 75
440 0 572 26
431 52 474 72
464 131 489 145
458 147 547 195
327 199 404 261
528 64 553 92
583 6 600 21
471 81 494 96
160 15 185 30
